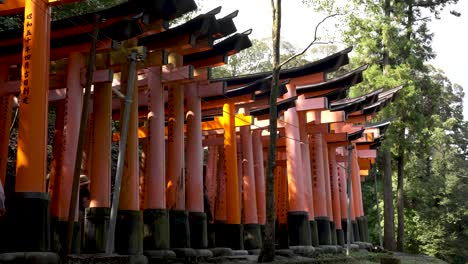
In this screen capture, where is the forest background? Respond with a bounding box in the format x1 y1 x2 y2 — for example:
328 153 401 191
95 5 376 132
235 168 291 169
0 0 467 263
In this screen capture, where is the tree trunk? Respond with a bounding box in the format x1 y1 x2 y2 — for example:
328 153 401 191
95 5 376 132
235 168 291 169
397 148 405 251
258 0 281 262
383 148 396 251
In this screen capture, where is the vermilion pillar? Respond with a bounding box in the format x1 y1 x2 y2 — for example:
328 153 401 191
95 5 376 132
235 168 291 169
217 102 243 249
310 128 332 245
49 52 83 253
275 151 289 249
240 113 261 250
284 84 311 246
351 146 366 242
85 81 112 252
298 111 319 246
142 66 170 250
12 0 51 252
214 148 226 223
329 145 344 246
322 137 336 245
206 142 218 222
115 60 142 254
186 83 208 249
252 130 265 226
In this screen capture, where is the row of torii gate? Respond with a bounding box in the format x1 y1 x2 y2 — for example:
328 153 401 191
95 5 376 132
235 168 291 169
0 0 401 261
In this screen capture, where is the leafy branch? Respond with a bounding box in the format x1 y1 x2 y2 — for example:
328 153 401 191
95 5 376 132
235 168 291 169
279 13 342 69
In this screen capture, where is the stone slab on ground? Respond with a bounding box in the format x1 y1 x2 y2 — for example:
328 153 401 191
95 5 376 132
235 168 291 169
66 254 148 264
172 248 198 257
275 249 295 257
318 245 342 254
0 252 60 264
231 250 249 256
354 241 373 249
247 249 260 255
209 248 233 257
289 245 316 257
144 249 177 258
195 249 213 257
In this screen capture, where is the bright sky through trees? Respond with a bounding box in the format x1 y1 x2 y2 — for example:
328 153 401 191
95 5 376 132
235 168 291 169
199 0 467 119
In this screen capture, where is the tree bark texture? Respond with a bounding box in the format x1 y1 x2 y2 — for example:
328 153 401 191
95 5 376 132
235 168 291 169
397 148 405 252
383 148 396 251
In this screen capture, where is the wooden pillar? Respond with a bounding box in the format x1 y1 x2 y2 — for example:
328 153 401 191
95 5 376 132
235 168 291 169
142 66 170 250
206 142 218 222
115 60 142 254
240 112 261 249
284 84 311 246
84 80 112 253
329 145 344 245
12 0 51 252
214 102 243 249
186 83 207 249
275 151 289 249
322 137 336 245
252 130 265 225
310 128 331 245
48 52 83 253
214 148 226 223
166 53 189 248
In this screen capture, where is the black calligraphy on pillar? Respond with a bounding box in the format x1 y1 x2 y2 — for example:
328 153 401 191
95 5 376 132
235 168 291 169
21 13 33 105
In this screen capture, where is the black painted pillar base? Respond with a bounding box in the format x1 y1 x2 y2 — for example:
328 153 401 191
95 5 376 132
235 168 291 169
51 219 81 254
116 210 143 255
143 209 170 250
342 219 354 243
169 210 190 248
330 221 337 245
189 212 208 249
84 207 110 253
309 221 319 247
207 223 216 248
287 211 311 246
214 222 244 250
244 224 262 249
3 192 51 252
352 220 361 242
361 216 370 242
336 229 345 246
275 220 289 249
315 216 331 245
357 217 366 243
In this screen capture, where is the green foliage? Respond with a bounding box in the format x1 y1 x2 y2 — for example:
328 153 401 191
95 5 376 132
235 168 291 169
212 38 308 78
311 0 467 262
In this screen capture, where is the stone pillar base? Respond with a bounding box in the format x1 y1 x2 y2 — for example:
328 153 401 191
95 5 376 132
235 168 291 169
214 222 244 250
51 219 81 254
188 212 207 249
207 223 216 248
352 220 361 242
0 252 60 264
315 216 331 245
116 210 143 255
84 207 110 253
169 210 190 248
336 229 345 246
309 220 319 247
243 223 262 250
330 221 337 245
287 211 311 246
4 193 51 252
143 209 170 250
